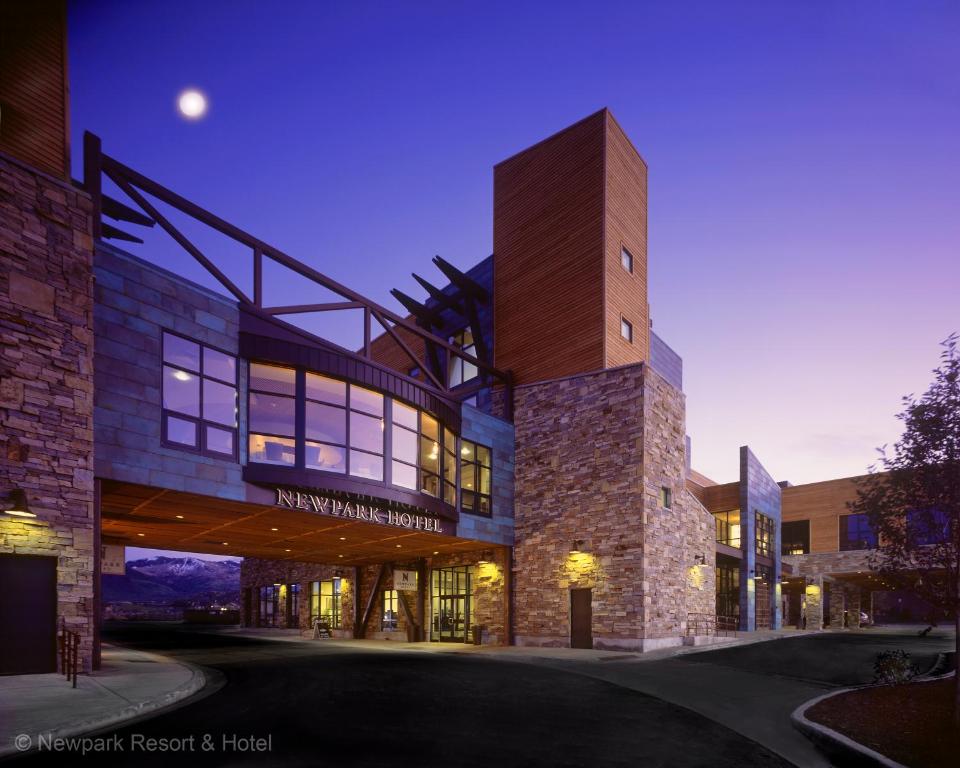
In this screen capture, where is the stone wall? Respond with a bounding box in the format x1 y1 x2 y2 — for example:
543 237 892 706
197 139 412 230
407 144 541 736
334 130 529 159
241 545 509 644
640 368 716 645
93 244 245 498
0 153 96 671
511 363 713 651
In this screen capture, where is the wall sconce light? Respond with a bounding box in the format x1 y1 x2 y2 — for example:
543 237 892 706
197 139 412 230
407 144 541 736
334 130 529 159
570 539 586 554
2 489 35 518
477 549 495 564
693 554 705 566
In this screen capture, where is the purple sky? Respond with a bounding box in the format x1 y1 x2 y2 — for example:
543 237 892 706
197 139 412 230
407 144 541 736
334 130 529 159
70 1 959 489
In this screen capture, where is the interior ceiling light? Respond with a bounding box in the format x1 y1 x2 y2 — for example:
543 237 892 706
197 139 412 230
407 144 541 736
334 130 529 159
172 370 191 382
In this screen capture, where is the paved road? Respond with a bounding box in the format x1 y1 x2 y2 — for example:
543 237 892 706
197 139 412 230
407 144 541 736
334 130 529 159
9 625 952 768
11 625 791 768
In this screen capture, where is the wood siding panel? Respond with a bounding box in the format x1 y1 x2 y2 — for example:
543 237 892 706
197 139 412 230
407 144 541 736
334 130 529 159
368 317 426 380
0 2 69 179
493 111 606 384
781 475 867 554
699 481 741 513
603 113 650 368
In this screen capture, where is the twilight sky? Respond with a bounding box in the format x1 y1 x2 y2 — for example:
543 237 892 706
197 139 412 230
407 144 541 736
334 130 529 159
70 1 959 491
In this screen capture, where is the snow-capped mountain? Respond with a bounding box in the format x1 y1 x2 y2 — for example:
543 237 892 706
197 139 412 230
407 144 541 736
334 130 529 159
103 555 241 606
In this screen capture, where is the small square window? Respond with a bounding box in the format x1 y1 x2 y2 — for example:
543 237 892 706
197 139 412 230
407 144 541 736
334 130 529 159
660 487 672 509
621 247 633 274
620 317 633 343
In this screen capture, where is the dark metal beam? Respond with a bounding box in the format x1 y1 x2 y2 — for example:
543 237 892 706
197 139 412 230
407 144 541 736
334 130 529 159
390 289 442 328
101 222 144 244
102 194 154 227
371 311 446 392
358 564 386 638
412 273 464 315
263 301 364 316
432 255 489 301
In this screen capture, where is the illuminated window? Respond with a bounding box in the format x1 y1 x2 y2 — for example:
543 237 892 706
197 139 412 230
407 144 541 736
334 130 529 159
248 363 296 466
419 413 441 497
781 520 810 555
305 373 347 473
620 316 633 343
621 246 633 273
448 329 478 387
161 331 238 459
382 589 399 630
755 512 774 558
310 579 341 628
460 439 492 516
714 510 741 548
840 514 877 551
348 385 384 481
443 427 457 506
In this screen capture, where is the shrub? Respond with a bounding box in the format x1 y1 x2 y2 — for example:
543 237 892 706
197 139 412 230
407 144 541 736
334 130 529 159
873 649 918 684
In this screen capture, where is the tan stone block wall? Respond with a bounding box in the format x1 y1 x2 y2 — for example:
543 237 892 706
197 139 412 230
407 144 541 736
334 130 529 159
0 155 95 671
512 364 715 650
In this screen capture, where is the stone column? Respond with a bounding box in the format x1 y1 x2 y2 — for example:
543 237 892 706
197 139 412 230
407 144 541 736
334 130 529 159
803 577 824 631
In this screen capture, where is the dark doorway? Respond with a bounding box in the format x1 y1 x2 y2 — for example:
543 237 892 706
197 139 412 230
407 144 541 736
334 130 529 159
570 588 592 649
0 554 57 674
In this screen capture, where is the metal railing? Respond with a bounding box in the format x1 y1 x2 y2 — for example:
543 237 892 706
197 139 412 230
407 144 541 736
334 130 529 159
686 612 739 638
58 618 81 688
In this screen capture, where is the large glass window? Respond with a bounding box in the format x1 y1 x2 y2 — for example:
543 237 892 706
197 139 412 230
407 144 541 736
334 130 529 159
460 439 492 516
305 373 347 473
907 508 950 546
419 413 441 497
310 579 342 628
755 512 774 558
448 329 478 388
840 513 877 551
289 583 300 623
781 520 810 555
391 401 418 490
714 510 741 548
715 559 740 620
161 331 237 458
443 428 457 506
382 589 399 630
349 385 383 480
248 363 296 466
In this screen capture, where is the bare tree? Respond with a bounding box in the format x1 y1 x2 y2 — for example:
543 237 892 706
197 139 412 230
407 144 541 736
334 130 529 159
851 334 959 720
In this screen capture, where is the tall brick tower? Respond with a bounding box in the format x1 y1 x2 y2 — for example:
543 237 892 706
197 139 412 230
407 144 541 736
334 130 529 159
493 108 650 385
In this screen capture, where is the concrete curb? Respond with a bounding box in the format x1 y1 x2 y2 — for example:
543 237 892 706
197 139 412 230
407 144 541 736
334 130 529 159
791 685 916 768
0 651 213 761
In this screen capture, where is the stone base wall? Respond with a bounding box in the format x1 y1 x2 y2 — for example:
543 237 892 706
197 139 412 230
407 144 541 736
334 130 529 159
511 364 712 650
0 154 95 671
241 545 509 644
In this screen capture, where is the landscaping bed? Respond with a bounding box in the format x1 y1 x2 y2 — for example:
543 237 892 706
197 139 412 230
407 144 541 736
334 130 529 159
807 677 958 768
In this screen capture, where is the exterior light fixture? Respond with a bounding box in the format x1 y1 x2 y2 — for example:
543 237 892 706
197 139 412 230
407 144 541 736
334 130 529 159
395 544 402 548
338 554 344 558
432 551 439 556
137 533 145 537
284 549 291 552
570 539 585 554
2 489 36 518
339 536 346 541
693 554 706 566
175 514 184 519
270 527 279 531
222 542 229 546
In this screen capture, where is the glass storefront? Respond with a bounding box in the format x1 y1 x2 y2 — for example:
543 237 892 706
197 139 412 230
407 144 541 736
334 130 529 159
430 566 473 642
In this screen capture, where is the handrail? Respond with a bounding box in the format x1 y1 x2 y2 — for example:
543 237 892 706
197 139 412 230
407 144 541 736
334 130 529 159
57 618 81 688
82 132 514 409
686 612 738 638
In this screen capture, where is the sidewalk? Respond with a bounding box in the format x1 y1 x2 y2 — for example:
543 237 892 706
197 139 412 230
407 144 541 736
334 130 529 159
0 643 208 759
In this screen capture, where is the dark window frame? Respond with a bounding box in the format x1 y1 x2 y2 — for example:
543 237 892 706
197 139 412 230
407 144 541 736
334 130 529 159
247 362 298 467
755 511 774 558
839 513 878 551
258 584 279 627
781 520 810 555
714 509 741 548
620 315 633 343
660 486 672 509
447 328 478 388
161 330 238 461
621 245 634 274
310 578 342 628
382 588 399 630
460 438 492 517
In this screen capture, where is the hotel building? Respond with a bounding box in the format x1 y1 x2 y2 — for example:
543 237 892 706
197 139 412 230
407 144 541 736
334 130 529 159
0 3 898 674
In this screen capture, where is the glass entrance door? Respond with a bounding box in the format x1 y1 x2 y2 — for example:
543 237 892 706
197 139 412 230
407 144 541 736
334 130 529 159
430 566 473 642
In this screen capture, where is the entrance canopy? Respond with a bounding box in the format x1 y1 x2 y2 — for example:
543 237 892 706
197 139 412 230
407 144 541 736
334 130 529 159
100 480 484 565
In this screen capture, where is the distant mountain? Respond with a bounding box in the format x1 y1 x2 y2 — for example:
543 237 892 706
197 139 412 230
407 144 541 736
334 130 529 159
103 556 241 606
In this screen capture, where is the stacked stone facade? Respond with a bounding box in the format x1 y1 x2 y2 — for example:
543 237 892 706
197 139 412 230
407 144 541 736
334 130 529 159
0 153 95 670
511 363 716 651
739 446 783 630
241 544 509 644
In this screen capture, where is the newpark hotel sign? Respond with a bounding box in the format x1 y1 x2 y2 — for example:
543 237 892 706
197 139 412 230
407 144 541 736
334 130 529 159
273 488 451 535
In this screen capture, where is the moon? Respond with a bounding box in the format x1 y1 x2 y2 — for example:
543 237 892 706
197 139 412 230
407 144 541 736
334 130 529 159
177 89 208 120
